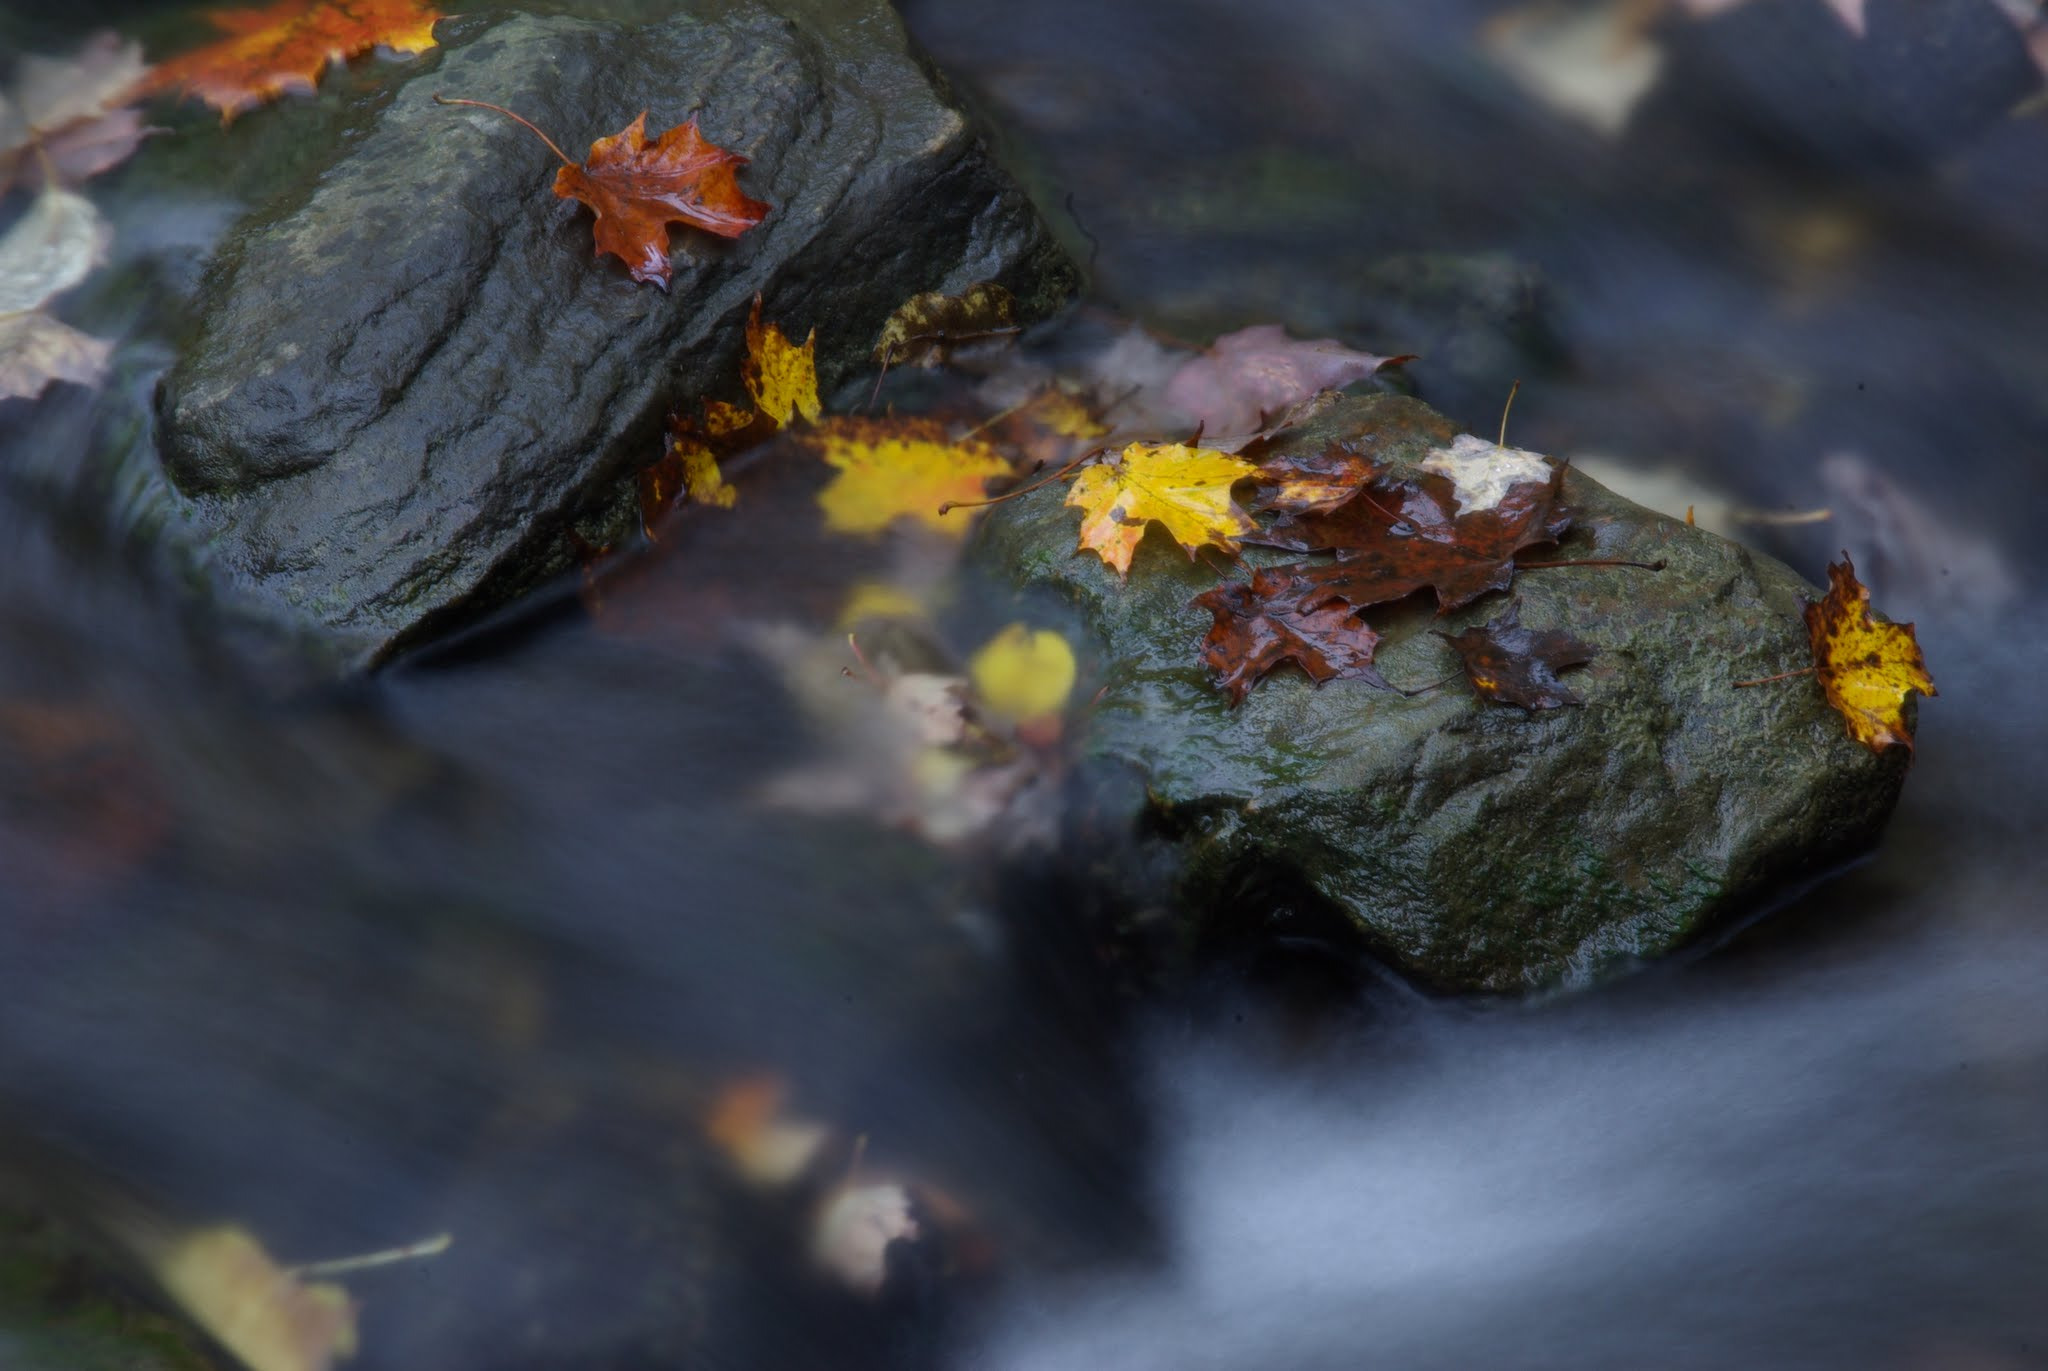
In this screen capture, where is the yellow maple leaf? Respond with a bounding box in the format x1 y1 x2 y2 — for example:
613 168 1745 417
743 296 820 429
1064 441 1259 577
1804 554 1936 754
804 416 1014 537
672 434 736 508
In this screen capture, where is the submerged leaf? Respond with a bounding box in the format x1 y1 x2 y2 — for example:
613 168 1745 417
1162 323 1410 438
1436 599 1594 709
803 416 1013 537
1804 553 1935 754
968 623 1077 726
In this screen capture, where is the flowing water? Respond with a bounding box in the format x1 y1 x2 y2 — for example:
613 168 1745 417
3 0 2047 1368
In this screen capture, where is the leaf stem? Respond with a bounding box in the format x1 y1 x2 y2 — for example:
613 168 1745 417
938 447 1105 515
1496 378 1521 450
1732 666 1815 688
433 95 575 167
288 1233 452 1279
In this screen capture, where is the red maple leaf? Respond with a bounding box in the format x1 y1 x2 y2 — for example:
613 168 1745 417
1193 567 1390 706
437 97 769 288
1254 461 1573 615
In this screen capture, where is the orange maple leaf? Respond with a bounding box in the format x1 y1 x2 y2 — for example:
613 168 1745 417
553 113 770 288
438 99 770 289
146 0 442 124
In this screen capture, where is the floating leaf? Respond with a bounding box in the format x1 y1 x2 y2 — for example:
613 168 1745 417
152 1226 358 1371
0 181 115 402
1804 553 1935 754
1194 567 1389 705
804 416 1013 537
1162 323 1411 438
872 281 1018 368
968 623 1076 726
0 32 157 193
1065 441 1260 577
1436 598 1594 709
144 0 442 124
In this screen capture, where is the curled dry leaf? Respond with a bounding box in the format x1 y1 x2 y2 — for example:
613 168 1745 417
1194 567 1389 706
1803 553 1935 754
144 0 443 123
152 1226 358 1371
802 416 1014 538
1065 441 1260 576
553 112 769 288
1436 598 1595 710
872 281 1018 368
0 32 157 194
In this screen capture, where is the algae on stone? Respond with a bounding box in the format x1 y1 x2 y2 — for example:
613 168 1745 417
975 392 1906 992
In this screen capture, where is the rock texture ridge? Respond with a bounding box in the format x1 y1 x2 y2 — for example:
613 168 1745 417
976 393 1908 993
158 2 1075 665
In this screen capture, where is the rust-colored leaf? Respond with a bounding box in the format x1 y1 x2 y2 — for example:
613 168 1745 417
144 0 441 124
1193 567 1389 706
553 111 769 288
1804 553 1936 754
1258 453 1572 615
1254 440 1384 515
1436 599 1594 710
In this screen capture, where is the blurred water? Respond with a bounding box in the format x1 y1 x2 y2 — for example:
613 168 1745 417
2 0 2046 1367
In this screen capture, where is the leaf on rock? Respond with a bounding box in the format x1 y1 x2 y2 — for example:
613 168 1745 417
553 112 769 288
1804 553 1935 754
872 281 1018 368
0 32 157 194
152 1226 358 1371
1256 442 1572 614
1065 441 1260 577
803 416 1014 537
144 0 442 124
1436 598 1594 709
1194 567 1389 705
1255 440 1384 515
1162 323 1412 439
743 296 820 426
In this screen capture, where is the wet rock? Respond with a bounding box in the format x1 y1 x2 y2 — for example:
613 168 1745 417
157 2 1075 667
975 393 1908 993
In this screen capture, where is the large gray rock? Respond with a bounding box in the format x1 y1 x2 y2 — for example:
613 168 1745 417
157 2 1075 666
977 393 1908 993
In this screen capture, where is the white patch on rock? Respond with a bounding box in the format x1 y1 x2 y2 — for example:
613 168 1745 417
1417 433 1555 514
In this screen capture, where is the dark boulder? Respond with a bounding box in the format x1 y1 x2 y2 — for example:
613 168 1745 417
975 393 1909 993
157 2 1075 666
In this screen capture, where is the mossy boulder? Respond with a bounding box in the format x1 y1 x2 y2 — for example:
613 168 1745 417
976 393 1908 993
153 1 1074 667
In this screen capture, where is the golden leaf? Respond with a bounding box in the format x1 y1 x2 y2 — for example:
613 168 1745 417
1064 441 1259 577
969 623 1077 725
804 416 1013 537
743 296 820 428
1805 554 1936 754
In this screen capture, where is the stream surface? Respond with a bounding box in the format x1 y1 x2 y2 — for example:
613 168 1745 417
3 1 2047 1369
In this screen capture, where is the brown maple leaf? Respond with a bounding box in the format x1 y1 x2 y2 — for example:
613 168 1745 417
1255 454 1573 615
145 0 442 124
1254 440 1385 515
1193 567 1390 706
1436 599 1594 710
438 98 769 289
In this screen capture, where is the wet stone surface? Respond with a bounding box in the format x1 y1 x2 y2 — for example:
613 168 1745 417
155 1 1075 667
976 393 1908 993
